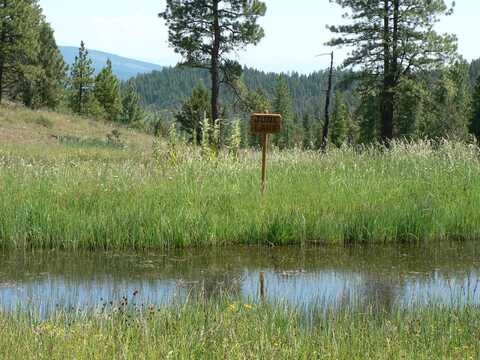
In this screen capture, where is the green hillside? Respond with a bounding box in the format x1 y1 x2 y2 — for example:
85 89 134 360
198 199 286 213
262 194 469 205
130 60 480 119
130 66 344 119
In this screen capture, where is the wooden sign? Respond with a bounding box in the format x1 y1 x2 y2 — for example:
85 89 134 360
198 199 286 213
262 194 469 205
250 113 282 194
251 113 282 134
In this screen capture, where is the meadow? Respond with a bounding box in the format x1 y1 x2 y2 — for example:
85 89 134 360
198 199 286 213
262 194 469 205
1 106 480 250
2 106 480 359
1 300 479 359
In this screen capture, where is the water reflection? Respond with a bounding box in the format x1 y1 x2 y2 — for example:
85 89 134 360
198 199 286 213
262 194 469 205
0 243 479 316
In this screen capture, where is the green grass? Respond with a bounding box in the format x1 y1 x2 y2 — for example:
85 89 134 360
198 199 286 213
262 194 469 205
56 134 126 149
1 301 479 359
1 138 480 250
24 114 54 129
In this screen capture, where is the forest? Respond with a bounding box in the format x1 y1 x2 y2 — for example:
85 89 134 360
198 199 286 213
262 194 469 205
4 0 480 151
132 59 480 146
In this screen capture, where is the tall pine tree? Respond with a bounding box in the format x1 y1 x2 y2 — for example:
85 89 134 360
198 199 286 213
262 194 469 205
21 21 67 109
69 41 95 115
328 0 457 143
95 60 122 122
0 0 42 103
160 0 266 126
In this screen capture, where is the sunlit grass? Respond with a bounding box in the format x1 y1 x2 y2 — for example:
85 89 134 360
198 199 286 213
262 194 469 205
1 301 479 359
1 138 480 250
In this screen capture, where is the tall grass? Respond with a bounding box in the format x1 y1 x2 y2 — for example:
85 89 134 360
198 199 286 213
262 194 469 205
1 139 480 250
1 300 479 359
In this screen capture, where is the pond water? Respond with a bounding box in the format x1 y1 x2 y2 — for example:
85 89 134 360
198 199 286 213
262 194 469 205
1 243 480 316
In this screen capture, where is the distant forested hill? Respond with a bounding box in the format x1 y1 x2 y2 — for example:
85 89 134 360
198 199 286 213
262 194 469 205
130 66 351 119
60 46 162 80
131 59 480 119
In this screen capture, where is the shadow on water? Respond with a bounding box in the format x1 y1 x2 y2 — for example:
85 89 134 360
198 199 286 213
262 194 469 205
1 242 480 316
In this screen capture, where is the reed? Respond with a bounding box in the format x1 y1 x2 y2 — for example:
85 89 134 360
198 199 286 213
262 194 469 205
0 301 479 359
1 138 480 250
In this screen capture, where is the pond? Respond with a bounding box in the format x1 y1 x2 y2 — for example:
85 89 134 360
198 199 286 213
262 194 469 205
1 243 480 316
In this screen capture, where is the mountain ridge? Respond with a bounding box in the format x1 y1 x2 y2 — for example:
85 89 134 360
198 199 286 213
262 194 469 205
59 46 163 80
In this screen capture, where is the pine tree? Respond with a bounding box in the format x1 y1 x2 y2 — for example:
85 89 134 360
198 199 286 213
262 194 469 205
95 60 122 122
37 22 67 108
231 77 271 114
273 77 294 149
160 0 266 126
330 92 349 147
21 21 67 109
357 89 380 144
328 0 457 143
175 84 210 144
471 76 480 142
0 0 42 103
429 61 472 139
121 83 144 124
69 41 95 115
302 113 313 149
394 76 434 139
471 59 480 88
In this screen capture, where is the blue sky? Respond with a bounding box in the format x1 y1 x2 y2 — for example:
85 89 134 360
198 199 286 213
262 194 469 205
39 0 479 74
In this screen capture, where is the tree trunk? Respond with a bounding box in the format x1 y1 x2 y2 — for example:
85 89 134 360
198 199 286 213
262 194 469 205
381 0 394 144
211 0 221 125
78 66 84 114
321 52 334 151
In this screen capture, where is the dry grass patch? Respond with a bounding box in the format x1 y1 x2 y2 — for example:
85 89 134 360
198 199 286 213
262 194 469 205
0 103 154 152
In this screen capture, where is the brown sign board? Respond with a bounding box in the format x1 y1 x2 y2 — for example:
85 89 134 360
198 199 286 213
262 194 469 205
251 113 282 134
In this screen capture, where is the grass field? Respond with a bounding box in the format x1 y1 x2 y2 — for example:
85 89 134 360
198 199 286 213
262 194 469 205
2 105 480 359
1 105 480 250
1 300 479 359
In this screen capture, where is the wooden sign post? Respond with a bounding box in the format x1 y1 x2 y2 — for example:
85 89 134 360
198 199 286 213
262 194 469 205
251 113 282 193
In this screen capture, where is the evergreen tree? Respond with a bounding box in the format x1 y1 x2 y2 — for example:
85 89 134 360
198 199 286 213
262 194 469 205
302 113 313 149
95 60 122 122
470 59 480 88
330 92 349 147
69 41 95 115
394 77 428 139
247 88 270 114
328 0 457 143
21 21 67 109
291 115 305 148
273 76 294 148
121 84 144 124
0 0 42 103
160 0 266 126
357 89 380 144
471 76 480 142
428 61 472 139
232 77 271 114
346 114 360 145
175 84 210 144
